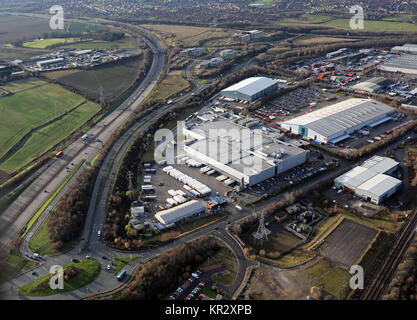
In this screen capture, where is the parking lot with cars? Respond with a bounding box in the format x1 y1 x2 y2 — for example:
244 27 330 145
243 150 338 197
169 264 226 301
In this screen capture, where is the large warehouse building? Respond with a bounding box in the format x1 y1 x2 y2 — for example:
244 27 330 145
378 54 417 75
334 156 401 205
351 77 393 94
220 77 278 102
155 200 205 227
182 118 308 187
391 44 417 55
280 98 396 144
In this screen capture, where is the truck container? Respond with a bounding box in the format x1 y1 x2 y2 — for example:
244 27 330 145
189 190 200 197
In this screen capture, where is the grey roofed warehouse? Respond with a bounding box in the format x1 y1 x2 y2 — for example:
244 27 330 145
280 98 396 144
378 54 417 75
334 156 401 205
182 118 308 187
155 200 205 226
220 77 278 102
391 44 417 55
351 77 393 94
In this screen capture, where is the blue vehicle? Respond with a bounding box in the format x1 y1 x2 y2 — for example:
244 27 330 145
116 269 127 281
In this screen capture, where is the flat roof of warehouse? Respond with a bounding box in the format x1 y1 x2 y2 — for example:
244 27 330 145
155 200 205 224
283 98 394 138
380 54 417 69
335 156 399 190
185 119 305 174
221 77 278 96
357 174 402 197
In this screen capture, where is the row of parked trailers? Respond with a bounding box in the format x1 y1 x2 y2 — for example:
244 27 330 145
201 169 236 186
167 189 189 206
176 155 203 168
163 166 211 197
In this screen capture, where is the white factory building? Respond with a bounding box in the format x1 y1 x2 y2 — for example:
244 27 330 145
334 156 401 205
182 119 308 187
391 44 417 55
155 200 205 227
379 54 417 75
280 98 396 144
220 77 279 102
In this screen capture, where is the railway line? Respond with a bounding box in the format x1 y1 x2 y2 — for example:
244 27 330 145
361 209 417 300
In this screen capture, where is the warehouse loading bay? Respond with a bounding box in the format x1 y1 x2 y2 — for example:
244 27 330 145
325 112 413 151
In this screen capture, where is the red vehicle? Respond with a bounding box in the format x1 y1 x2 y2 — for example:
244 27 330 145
55 151 64 158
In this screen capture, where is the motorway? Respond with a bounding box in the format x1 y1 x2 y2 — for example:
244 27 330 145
2 14 416 301
0 15 258 300
0 20 165 252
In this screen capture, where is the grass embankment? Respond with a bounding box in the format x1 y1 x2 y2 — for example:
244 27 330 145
28 215 74 256
151 72 190 100
19 259 101 296
113 256 140 275
22 160 85 238
0 243 38 278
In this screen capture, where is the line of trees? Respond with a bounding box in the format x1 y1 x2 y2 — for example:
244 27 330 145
383 237 417 300
115 237 221 300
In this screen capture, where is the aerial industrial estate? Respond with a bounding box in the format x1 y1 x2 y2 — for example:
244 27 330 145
1 0 417 309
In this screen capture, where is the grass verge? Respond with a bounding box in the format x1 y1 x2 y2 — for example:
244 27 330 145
113 256 140 275
22 160 85 238
19 259 101 296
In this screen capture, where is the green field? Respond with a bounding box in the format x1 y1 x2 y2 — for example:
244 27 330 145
44 56 143 101
0 46 50 61
0 101 99 174
304 258 351 299
274 13 417 32
19 259 101 296
323 19 417 32
22 37 84 49
151 72 190 101
56 37 137 50
0 15 103 45
0 78 100 175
